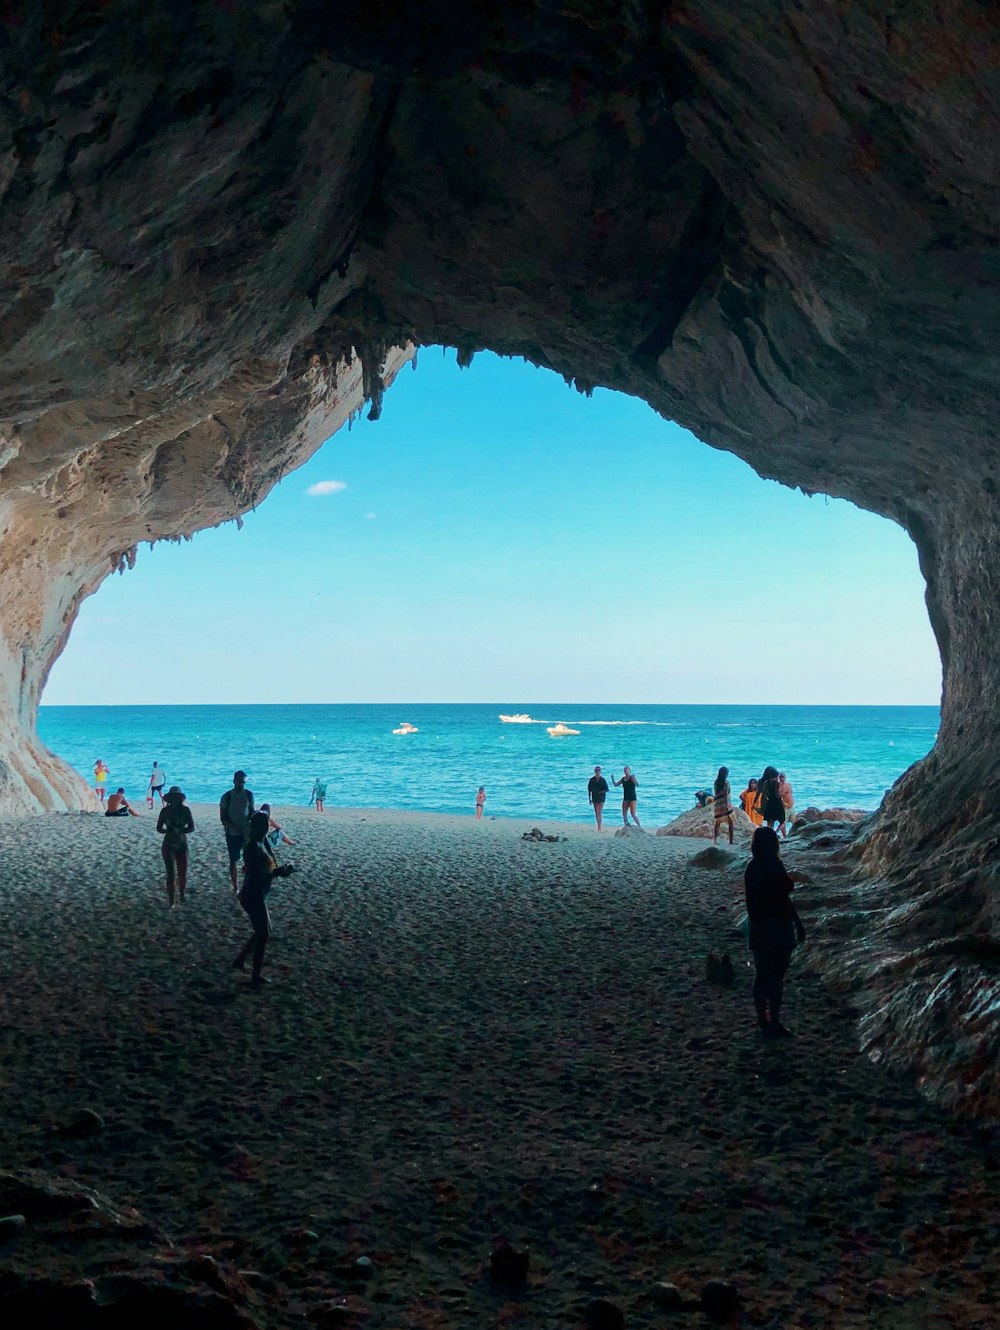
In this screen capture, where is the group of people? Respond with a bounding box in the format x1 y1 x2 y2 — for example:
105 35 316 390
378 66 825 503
94 759 169 814
586 766 640 831
699 767 795 844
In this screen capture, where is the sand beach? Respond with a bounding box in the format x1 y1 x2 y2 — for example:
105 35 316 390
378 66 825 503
0 805 997 1327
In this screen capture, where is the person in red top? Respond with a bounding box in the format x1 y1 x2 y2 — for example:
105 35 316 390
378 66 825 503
744 826 806 1038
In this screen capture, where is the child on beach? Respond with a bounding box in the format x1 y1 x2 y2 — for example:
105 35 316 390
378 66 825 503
157 786 193 907
475 786 486 819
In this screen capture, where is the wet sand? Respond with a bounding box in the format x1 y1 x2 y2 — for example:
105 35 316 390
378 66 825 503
0 805 997 1327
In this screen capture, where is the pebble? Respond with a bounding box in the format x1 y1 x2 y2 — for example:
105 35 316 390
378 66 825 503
0 1213 26 1243
650 1280 683 1309
702 1278 740 1321
585 1297 625 1329
57 1107 105 1138
490 1239 529 1286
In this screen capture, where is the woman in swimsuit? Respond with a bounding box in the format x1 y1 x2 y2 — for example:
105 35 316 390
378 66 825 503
713 766 735 844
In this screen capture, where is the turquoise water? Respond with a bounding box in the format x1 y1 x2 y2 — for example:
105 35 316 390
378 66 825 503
37 703 939 824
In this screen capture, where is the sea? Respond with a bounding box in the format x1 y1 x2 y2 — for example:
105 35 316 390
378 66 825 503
37 703 939 825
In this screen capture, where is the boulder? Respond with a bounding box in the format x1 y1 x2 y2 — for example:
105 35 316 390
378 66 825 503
657 805 755 840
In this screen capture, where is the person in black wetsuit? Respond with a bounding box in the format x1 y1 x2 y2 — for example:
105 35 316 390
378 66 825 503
587 765 609 831
744 826 806 1037
612 766 640 827
231 811 295 988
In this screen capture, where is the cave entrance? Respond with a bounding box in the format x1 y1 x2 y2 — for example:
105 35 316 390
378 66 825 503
38 351 940 821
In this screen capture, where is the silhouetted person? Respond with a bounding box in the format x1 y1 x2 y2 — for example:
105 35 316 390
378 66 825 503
757 765 787 837
232 810 295 989
157 786 193 907
587 765 609 831
220 769 254 891
744 826 806 1038
713 766 735 844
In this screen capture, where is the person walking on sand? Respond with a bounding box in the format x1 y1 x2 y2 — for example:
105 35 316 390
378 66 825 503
756 766 787 837
612 766 641 827
713 766 735 844
93 759 109 804
260 803 295 848
475 786 486 819
232 810 295 989
744 826 807 1038
157 786 193 908
220 770 255 891
310 777 327 812
587 765 609 831
147 760 166 808
740 777 763 827
778 771 795 828
105 787 140 817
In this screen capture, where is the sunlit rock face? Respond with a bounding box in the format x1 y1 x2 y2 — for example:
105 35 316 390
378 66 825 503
1 3 999 1099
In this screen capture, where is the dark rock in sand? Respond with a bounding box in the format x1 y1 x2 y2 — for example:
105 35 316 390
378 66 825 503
701 1278 740 1321
489 1239 529 1288
585 1297 626 1330
0 1212 26 1244
55 1107 104 1139
690 846 738 869
705 953 736 986
350 1255 375 1282
650 1280 684 1309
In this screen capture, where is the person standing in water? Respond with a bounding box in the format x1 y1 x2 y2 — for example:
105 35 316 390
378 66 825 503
147 761 166 808
232 810 295 988
612 766 641 828
157 786 194 907
475 786 486 819
744 826 806 1037
310 777 327 812
587 765 609 831
713 766 735 844
220 770 255 891
93 759 109 804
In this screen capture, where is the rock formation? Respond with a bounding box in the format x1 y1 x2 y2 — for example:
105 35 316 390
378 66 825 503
1 4 999 1097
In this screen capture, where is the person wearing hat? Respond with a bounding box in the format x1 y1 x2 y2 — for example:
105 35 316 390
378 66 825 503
232 810 295 988
157 786 194 907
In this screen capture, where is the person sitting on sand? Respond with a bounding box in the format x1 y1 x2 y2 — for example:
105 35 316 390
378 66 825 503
694 789 715 808
740 778 763 826
744 826 806 1038
260 803 295 848
587 765 609 831
232 810 295 989
612 766 640 827
713 766 735 845
756 766 787 837
105 787 139 817
157 786 194 907
475 786 486 819
220 770 255 891
93 759 109 804
310 777 327 812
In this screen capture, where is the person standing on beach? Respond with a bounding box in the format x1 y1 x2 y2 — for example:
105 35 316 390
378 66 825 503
93 759 108 804
740 778 763 826
713 766 735 844
612 766 641 828
220 770 255 891
475 786 486 819
147 761 166 808
778 772 795 827
232 810 295 988
757 766 787 837
157 786 193 907
587 765 609 831
310 777 327 812
744 826 806 1037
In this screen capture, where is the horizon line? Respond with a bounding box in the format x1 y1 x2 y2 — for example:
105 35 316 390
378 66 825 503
39 699 942 709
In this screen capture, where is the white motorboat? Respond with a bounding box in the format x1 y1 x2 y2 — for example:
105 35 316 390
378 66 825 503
392 722 418 735
547 723 580 737
499 713 533 723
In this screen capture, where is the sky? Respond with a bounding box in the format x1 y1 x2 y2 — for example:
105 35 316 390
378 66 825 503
42 350 942 707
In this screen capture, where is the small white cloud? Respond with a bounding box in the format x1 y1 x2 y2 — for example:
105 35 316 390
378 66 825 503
307 480 348 496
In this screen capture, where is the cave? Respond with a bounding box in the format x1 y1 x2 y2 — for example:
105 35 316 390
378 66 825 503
1 3 999 1112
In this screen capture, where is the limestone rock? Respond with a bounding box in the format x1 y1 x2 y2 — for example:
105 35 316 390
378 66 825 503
657 806 755 840
690 846 739 869
613 824 646 839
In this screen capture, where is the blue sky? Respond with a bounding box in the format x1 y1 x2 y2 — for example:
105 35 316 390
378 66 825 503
43 350 941 706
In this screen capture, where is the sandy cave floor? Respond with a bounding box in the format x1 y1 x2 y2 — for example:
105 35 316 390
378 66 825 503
0 805 997 1328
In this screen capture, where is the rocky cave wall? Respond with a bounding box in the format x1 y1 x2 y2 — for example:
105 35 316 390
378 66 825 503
1 1 1000 1102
